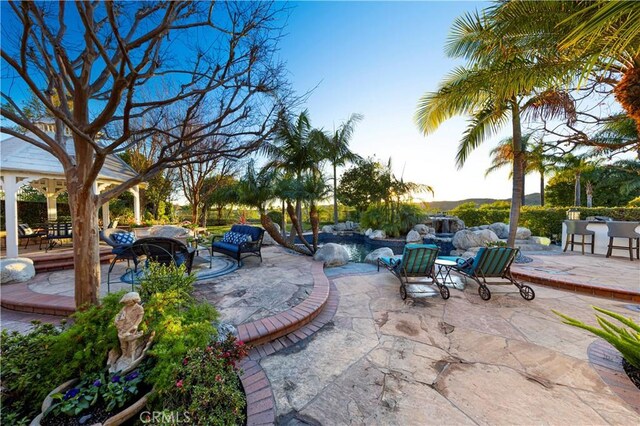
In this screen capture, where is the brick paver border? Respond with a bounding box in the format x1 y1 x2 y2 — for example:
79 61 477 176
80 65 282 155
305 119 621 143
240 281 339 426
511 270 640 302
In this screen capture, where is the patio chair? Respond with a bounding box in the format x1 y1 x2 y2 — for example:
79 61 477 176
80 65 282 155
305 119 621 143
18 223 46 249
377 243 449 300
211 225 265 266
439 247 534 301
107 237 196 292
101 228 139 289
563 220 595 255
605 221 640 261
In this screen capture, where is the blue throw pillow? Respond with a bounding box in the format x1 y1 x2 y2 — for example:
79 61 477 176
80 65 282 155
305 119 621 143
222 231 251 245
112 232 136 245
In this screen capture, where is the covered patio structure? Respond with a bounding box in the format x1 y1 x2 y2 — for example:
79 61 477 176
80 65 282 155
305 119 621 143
1 125 142 258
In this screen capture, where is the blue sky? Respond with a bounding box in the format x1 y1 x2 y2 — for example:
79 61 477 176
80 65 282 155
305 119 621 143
276 1 527 202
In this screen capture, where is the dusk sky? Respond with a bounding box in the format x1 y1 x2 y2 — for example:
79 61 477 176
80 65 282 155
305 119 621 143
276 1 527 203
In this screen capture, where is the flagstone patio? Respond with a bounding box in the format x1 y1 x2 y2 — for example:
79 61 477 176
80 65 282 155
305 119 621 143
1 247 638 424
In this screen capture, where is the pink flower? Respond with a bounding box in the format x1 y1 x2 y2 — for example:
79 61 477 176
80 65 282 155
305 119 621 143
215 374 223 383
176 379 183 388
182 357 189 366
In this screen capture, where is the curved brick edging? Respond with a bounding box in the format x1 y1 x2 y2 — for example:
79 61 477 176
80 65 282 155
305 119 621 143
240 281 340 425
236 261 330 347
1 282 75 316
588 339 640 414
511 270 640 302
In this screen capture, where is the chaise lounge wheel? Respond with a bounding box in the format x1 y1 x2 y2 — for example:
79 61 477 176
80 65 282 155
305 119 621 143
478 285 491 301
519 285 535 301
400 284 408 300
439 285 450 300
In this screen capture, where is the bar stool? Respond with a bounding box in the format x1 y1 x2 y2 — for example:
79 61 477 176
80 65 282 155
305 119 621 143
606 221 640 261
563 220 595 254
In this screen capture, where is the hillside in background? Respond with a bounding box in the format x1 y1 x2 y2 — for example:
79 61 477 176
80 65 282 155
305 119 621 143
426 193 541 212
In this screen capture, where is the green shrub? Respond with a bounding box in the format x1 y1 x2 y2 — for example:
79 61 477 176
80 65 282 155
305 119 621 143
1 293 124 425
449 204 640 237
396 204 425 235
137 262 196 303
360 205 386 231
553 307 640 369
266 210 283 226
1 322 62 425
161 335 248 425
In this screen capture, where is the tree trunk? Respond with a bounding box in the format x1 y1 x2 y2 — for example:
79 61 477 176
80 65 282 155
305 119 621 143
310 202 320 251
281 200 287 239
575 173 581 206
259 213 307 255
521 172 526 206
539 172 545 207
68 180 101 308
333 163 338 225
507 100 524 248
287 201 313 254
191 195 200 224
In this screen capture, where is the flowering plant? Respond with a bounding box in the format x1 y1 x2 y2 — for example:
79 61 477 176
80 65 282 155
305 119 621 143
163 334 249 425
47 367 146 418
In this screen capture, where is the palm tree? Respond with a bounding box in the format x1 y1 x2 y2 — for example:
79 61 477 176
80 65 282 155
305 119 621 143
485 134 554 206
237 162 308 255
550 154 595 206
415 11 569 246
320 113 363 224
261 110 325 242
491 1 640 138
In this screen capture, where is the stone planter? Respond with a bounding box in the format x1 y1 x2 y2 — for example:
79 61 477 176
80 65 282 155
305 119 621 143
30 379 154 426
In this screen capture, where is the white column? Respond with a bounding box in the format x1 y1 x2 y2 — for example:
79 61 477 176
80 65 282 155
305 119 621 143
131 185 141 225
102 202 110 227
44 179 59 222
46 193 58 222
3 175 19 258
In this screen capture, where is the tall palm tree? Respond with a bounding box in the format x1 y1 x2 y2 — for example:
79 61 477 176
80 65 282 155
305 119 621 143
320 113 363 224
415 11 569 246
491 1 640 138
485 134 554 206
261 110 325 242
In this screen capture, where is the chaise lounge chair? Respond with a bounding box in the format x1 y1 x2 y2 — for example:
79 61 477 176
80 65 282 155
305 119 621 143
377 243 449 300
439 247 534 301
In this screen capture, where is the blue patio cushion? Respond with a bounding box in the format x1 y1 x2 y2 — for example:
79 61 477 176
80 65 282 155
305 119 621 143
230 225 262 242
378 256 401 269
222 231 251 245
112 245 132 256
112 231 136 245
212 241 241 253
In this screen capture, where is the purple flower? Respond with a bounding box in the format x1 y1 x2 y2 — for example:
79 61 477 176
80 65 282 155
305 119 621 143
93 379 102 387
64 388 80 400
124 371 139 381
111 375 121 383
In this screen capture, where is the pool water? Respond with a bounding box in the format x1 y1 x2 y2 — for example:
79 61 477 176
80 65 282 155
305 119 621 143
341 243 372 263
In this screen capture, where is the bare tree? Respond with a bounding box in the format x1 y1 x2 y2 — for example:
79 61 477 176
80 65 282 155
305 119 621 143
1 1 291 307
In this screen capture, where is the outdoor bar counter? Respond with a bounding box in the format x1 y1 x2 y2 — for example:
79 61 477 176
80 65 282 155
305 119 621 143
561 220 640 256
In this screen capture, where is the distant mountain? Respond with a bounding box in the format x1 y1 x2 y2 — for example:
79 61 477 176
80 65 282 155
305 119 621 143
426 193 541 212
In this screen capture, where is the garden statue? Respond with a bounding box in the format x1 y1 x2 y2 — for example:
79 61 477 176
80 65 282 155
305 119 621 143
107 292 154 373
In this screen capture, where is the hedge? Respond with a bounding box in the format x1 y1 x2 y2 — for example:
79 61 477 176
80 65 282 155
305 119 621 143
449 206 640 238
0 201 71 230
